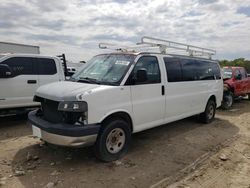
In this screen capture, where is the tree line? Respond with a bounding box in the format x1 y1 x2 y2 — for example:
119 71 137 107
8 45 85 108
219 58 250 73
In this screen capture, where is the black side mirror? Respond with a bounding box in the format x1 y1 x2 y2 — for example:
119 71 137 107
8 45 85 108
0 64 12 78
135 69 148 83
235 74 242 80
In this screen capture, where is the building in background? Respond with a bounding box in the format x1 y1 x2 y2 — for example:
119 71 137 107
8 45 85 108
0 42 40 54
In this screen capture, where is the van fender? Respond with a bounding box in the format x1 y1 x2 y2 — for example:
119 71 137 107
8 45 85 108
205 94 217 109
99 109 133 125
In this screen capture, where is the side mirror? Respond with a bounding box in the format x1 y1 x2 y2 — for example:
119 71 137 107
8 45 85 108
0 64 12 78
135 69 148 83
235 74 242 80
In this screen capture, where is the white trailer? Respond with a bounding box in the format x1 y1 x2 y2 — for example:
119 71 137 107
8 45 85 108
0 42 40 54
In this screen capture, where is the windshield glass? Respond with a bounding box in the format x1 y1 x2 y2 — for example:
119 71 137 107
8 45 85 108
222 68 232 79
72 54 135 85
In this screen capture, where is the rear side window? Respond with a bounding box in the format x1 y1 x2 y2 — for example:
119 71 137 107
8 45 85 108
210 62 221 80
37 58 57 75
195 60 217 80
1 57 33 76
181 59 197 81
164 57 221 82
164 57 182 82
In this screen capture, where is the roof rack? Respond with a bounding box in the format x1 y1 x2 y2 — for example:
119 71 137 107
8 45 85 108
99 36 216 59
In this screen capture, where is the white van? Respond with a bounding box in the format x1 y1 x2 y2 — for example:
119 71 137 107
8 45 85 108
0 54 65 114
29 37 223 162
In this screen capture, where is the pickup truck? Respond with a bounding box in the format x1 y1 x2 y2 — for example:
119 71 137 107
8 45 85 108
0 54 66 115
221 66 250 109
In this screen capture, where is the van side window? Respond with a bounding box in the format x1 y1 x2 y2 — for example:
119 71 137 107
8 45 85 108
181 59 221 81
1 57 33 76
180 59 196 81
164 57 182 82
37 58 57 75
164 58 221 82
210 62 221 80
132 56 161 84
195 60 215 80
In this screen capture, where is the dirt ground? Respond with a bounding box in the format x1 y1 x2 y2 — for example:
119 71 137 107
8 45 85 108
0 100 249 188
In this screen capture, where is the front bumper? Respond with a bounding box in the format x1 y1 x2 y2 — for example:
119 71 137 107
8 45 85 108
28 110 100 147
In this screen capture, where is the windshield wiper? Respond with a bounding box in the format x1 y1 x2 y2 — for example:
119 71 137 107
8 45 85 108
78 77 101 84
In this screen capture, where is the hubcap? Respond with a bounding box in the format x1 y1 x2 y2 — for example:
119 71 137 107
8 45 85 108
106 128 125 154
207 105 214 119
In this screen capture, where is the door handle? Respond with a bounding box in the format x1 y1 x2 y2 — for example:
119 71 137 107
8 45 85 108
161 85 165 95
27 80 37 84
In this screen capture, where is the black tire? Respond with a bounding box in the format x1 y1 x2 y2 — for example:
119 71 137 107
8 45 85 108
248 94 250 100
94 118 131 162
200 99 216 124
221 91 234 110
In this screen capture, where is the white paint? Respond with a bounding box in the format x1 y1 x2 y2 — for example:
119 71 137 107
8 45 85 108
0 42 40 54
0 54 65 110
34 53 223 134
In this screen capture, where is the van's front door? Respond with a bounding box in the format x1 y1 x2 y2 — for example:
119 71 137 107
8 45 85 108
0 57 39 109
127 56 165 132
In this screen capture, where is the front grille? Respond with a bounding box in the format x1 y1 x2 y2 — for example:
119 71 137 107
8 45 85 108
41 99 62 123
34 96 83 125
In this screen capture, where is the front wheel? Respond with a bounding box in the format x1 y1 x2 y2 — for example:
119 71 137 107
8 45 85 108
221 91 234 110
200 99 216 124
94 118 131 162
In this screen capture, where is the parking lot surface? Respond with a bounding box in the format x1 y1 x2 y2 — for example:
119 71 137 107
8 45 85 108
1 100 249 188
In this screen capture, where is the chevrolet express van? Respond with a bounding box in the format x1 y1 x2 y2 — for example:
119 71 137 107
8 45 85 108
29 37 223 162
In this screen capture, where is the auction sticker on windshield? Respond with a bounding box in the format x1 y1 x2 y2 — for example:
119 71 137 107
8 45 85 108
115 60 130 65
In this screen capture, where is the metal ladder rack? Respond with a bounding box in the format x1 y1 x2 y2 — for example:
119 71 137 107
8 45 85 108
99 36 216 59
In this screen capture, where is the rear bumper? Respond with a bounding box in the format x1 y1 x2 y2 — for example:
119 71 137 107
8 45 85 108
28 110 100 147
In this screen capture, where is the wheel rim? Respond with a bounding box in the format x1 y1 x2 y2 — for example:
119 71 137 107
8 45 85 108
207 105 214 120
106 128 125 154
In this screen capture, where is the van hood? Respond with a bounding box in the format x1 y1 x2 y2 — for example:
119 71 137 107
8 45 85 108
35 81 101 101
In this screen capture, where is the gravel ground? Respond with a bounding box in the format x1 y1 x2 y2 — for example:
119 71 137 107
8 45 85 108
1 100 249 188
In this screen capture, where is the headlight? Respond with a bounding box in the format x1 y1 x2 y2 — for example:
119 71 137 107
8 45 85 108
58 101 88 112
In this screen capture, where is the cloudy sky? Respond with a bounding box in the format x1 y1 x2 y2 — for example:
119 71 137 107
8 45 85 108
1 0 250 62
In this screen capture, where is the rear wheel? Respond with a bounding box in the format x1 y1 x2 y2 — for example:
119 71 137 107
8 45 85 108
94 118 131 162
200 99 216 123
221 91 234 110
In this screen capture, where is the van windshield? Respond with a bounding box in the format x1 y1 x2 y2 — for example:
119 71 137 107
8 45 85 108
72 54 135 85
222 68 232 79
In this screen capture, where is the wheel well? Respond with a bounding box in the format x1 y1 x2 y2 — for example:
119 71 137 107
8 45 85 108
101 112 133 132
208 95 216 106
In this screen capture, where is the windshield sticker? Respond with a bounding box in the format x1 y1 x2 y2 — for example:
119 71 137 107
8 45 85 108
115 60 130 66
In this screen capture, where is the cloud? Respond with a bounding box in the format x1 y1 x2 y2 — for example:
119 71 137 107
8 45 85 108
28 34 81 46
0 0 250 62
32 19 66 31
28 0 69 12
198 0 218 5
237 6 250 17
